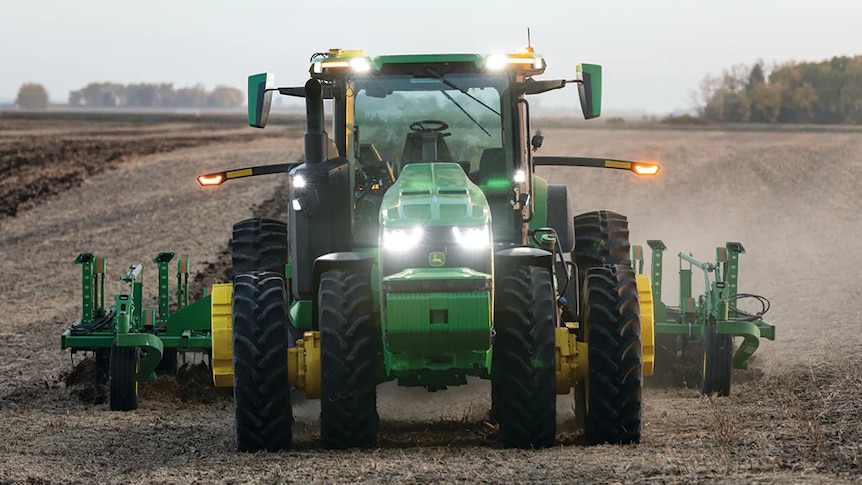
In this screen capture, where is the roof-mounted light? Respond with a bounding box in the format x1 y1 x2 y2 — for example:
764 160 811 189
485 53 544 71
486 54 508 70
312 49 371 74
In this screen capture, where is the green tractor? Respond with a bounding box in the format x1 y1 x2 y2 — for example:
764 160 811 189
197 47 662 450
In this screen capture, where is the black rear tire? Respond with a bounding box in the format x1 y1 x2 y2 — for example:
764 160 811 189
319 269 379 449
700 323 732 396
231 218 288 278
573 211 630 291
231 218 300 346
109 341 139 411
493 265 557 449
583 264 643 445
232 272 292 452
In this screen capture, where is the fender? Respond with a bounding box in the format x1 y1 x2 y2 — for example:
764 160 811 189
494 247 554 277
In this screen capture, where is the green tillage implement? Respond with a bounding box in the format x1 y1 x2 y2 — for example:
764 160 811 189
61 251 213 410
632 240 775 396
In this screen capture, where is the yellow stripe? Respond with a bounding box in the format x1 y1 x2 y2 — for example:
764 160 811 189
226 168 253 179
604 160 631 169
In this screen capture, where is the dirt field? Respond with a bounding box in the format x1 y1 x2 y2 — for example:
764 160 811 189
0 117 860 483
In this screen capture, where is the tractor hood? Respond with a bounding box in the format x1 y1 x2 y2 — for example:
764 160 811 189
379 163 490 228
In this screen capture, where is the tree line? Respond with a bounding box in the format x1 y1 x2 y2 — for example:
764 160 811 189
699 55 862 124
69 83 243 108
13 82 244 109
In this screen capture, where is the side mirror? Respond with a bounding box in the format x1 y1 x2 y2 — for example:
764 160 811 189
576 64 602 120
248 72 274 128
530 133 544 152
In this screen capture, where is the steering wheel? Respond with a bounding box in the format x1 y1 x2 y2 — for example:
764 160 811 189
409 119 449 133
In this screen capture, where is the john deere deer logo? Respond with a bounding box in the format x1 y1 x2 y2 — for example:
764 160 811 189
429 251 445 267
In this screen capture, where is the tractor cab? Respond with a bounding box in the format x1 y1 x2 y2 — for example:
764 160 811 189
269 49 592 249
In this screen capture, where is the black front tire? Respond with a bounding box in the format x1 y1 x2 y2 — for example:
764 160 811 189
700 324 732 396
232 272 292 452
492 265 557 449
109 341 139 411
319 269 379 449
583 264 643 445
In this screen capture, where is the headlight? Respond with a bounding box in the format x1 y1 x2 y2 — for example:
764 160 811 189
452 226 490 249
293 174 307 189
383 227 424 251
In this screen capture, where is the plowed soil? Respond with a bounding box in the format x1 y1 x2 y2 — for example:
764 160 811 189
0 118 860 484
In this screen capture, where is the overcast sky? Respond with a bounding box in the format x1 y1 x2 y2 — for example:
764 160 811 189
2 0 860 113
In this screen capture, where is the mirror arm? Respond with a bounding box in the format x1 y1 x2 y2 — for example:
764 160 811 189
277 85 337 99
519 79 567 95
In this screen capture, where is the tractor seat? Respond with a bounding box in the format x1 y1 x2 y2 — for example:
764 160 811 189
399 131 453 166
479 147 507 185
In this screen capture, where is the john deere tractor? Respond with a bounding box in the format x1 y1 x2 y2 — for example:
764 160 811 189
193 47 665 451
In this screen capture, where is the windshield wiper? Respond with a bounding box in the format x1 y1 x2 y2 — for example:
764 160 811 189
425 68 501 117
440 90 491 137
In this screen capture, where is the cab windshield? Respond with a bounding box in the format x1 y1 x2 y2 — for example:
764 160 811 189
349 73 506 173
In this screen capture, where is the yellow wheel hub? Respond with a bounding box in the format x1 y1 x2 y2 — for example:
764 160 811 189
636 273 655 376
288 331 321 399
210 283 234 387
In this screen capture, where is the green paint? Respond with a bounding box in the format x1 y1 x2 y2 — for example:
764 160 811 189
116 332 163 382
165 295 212 335
382 280 492 384
290 299 313 330
154 252 174 322
380 163 490 229
529 175 548 234
372 53 484 71
74 253 95 323
247 72 273 128
576 63 602 119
